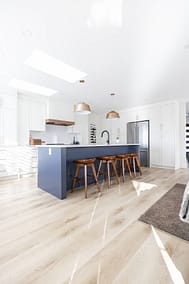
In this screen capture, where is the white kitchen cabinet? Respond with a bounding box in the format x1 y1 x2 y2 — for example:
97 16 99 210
18 94 47 145
149 104 162 167
149 102 176 168
161 102 176 168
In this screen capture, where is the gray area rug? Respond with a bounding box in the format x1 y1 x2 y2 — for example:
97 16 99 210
139 183 189 241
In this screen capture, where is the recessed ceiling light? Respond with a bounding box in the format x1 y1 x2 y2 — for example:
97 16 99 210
9 79 57 96
25 49 87 83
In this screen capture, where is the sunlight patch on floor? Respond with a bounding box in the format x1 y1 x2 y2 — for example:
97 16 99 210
88 195 100 229
97 214 108 283
69 254 80 284
151 226 185 284
97 259 102 284
132 180 157 196
102 214 108 248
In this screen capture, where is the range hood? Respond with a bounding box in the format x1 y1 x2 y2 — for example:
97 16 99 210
45 119 75 126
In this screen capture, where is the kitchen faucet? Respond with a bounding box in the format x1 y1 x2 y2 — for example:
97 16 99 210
101 130 110 144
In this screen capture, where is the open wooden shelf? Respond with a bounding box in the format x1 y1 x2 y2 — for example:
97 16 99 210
45 119 75 126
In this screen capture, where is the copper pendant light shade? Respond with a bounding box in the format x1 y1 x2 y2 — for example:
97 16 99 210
106 110 120 119
74 80 91 114
106 93 120 119
74 102 91 114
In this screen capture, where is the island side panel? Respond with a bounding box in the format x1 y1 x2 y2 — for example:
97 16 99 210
38 147 64 199
61 148 67 199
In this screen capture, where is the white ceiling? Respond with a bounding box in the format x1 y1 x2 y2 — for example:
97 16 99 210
1 0 189 114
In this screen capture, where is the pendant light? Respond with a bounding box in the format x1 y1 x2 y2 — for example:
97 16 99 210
106 110 120 119
106 93 120 119
74 80 92 114
74 102 91 114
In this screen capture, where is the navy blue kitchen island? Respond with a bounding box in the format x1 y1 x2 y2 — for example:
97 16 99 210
38 144 140 199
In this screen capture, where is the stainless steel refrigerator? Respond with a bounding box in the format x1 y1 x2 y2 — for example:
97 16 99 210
127 120 150 167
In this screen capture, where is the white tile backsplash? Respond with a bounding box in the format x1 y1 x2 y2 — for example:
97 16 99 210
30 125 81 144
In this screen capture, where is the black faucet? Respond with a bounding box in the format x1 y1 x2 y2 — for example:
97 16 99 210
101 130 110 144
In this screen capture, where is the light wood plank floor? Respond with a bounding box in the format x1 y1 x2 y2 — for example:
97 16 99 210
0 168 189 284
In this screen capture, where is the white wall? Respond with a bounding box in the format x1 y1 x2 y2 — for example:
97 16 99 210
47 96 74 121
179 101 187 168
0 90 17 145
74 114 89 144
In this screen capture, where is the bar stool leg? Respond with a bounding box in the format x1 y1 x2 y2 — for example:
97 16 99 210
84 164 88 198
125 158 133 177
115 158 121 177
112 160 119 184
135 157 142 175
91 163 101 192
133 157 136 177
122 158 125 182
97 160 102 178
107 161 111 188
72 165 80 192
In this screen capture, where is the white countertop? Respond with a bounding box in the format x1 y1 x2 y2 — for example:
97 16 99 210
38 144 140 148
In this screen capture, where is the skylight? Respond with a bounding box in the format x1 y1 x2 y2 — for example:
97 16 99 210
9 79 57 96
25 49 87 83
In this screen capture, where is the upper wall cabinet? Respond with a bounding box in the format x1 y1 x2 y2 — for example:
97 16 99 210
18 94 47 145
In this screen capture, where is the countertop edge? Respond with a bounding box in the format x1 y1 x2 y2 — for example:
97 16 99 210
37 144 140 148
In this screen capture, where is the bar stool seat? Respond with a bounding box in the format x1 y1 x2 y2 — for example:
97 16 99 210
97 155 119 188
72 158 101 198
116 154 133 181
129 153 142 176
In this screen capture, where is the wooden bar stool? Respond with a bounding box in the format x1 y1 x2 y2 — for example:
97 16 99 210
129 153 142 177
116 154 133 182
72 158 101 198
97 155 119 188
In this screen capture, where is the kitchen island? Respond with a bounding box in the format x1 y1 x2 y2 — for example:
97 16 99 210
38 144 140 199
